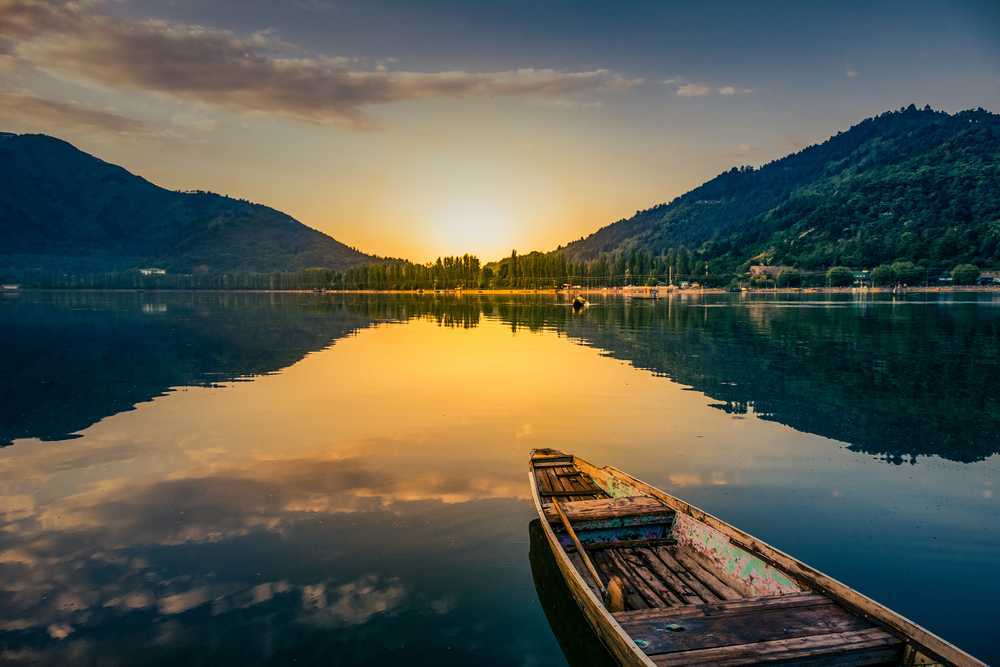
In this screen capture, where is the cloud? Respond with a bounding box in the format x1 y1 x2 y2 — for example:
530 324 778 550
674 82 752 97
718 85 752 96
1 0 642 128
846 67 859 79
676 83 713 97
0 90 151 135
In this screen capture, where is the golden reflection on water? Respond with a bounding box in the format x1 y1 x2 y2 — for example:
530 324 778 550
2 304 998 665
2 315 816 524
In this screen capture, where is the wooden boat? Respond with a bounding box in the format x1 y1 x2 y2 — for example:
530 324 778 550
528 449 985 666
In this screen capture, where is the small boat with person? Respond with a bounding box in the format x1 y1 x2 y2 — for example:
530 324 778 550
529 449 984 666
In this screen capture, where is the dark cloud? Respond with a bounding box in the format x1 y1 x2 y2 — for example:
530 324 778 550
1 0 641 128
0 91 151 134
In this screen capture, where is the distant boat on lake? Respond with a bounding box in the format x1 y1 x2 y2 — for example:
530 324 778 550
529 449 984 666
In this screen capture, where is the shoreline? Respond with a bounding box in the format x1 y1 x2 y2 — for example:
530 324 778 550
5 285 1000 295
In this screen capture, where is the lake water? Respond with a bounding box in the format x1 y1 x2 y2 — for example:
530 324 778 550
1 290 998 665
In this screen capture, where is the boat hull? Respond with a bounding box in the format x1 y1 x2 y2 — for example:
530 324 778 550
529 449 985 667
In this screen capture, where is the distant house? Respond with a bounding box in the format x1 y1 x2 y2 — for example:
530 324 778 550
852 270 871 286
138 268 166 276
749 265 792 279
980 271 1000 285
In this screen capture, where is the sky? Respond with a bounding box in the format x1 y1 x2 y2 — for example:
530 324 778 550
1 0 998 261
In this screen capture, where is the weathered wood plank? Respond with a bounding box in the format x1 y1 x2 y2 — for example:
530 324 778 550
543 496 670 522
625 547 704 605
582 538 678 552
562 469 594 498
607 548 671 608
541 489 604 497
672 547 744 601
531 457 575 466
619 600 875 655
535 468 556 494
593 551 649 610
545 467 564 494
653 547 722 603
547 468 576 501
614 592 831 624
649 628 902 666
619 548 685 606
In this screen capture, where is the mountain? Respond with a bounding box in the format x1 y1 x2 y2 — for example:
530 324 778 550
0 132 374 274
559 106 1000 272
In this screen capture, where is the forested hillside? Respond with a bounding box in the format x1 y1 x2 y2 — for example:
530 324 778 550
0 133 373 274
552 105 1000 278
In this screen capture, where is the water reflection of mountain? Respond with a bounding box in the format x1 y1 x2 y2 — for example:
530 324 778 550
4 292 998 463
0 292 377 444
489 295 1000 464
336 293 1000 463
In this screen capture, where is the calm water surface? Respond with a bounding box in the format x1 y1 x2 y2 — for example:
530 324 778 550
1 291 998 665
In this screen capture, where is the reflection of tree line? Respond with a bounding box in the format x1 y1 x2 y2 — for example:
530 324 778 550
488 296 1000 463
4 292 997 463
0 292 376 444
351 294 1000 463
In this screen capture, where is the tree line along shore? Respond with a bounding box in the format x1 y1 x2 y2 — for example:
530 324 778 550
3 252 994 291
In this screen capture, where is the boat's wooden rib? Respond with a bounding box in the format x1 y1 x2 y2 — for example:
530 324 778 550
529 448 985 667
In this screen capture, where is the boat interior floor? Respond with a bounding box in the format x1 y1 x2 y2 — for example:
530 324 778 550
536 459 904 666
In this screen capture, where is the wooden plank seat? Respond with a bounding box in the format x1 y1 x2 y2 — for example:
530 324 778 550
543 496 671 523
613 594 902 665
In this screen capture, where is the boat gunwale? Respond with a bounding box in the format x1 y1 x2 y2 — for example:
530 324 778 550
528 459 656 667
582 459 986 667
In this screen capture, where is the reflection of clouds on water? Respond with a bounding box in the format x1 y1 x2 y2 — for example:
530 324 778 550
666 471 731 487
300 575 406 627
0 452 524 643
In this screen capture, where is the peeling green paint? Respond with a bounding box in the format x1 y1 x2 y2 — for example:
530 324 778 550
672 512 800 597
593 472 641 499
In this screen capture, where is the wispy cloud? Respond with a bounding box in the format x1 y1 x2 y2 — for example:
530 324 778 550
846 67 859 79
676 83 713 97
0 0 642 129
0 90 151 135
718 85 752 96
672 81 752 97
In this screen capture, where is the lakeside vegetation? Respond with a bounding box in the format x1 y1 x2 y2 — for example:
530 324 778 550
5 252 991 290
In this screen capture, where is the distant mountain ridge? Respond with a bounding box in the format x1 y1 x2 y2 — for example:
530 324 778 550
0 133 374 274
558 105 1000 271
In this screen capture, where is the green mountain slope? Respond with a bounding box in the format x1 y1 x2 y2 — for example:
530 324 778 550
0 133 373 273
560 106 1000 272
